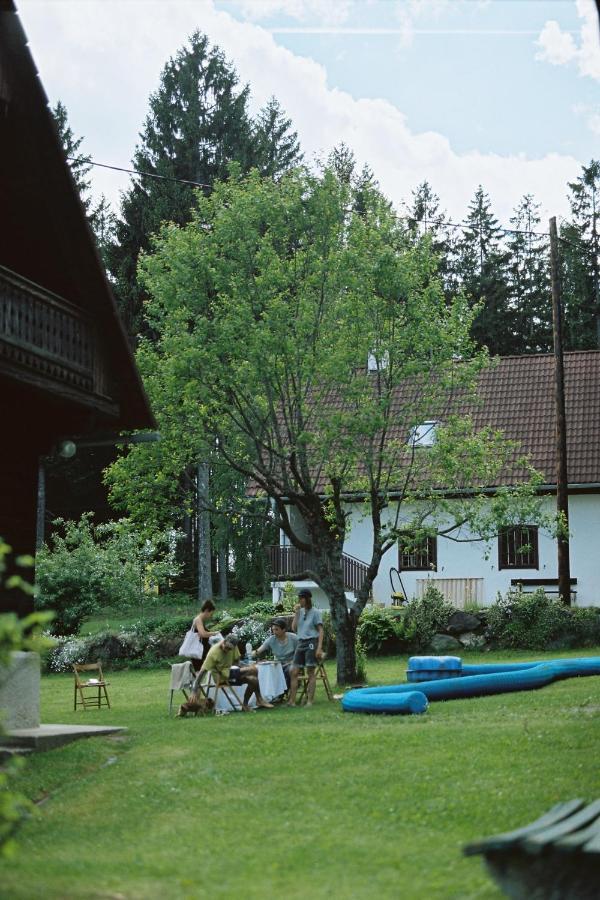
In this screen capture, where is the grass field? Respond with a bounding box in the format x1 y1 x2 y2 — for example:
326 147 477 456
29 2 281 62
81 598 250 635
2 649 600 899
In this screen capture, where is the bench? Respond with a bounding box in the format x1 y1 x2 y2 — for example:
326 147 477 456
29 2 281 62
510 577 577 603
464 799 600 899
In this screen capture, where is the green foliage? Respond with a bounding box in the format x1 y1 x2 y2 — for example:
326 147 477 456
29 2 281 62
354 632 368 682
486 589 588 650
35 515 181 635
402 586 454 651
133 161 547 684
234 598 275 619
279 582 298 613
356 606 408 655
108 30 301 341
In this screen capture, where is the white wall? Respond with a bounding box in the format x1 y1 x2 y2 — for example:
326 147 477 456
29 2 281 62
342 494 600 607
273 492 600 608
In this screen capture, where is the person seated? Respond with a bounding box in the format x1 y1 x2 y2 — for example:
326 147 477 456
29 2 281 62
253 618 299 690
193 634 273 711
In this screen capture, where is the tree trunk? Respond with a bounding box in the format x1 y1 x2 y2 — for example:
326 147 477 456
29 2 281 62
332 605 358 685
218 545 228 601
310 536 359 684
196 461 212 601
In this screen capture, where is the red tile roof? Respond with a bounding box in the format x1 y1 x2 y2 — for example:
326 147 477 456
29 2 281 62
463 351 600 487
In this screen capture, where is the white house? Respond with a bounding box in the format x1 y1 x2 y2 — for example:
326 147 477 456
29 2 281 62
268 351 600 609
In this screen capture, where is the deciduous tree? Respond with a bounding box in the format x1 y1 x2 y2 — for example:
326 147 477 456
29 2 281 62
125 167 548 683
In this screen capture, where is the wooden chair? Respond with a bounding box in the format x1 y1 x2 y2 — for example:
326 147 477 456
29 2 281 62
297 661 334 704
73 662 110 711
194 670 243 713
168 661 195 715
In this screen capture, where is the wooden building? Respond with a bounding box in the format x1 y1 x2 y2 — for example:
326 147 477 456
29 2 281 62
0 3 155 613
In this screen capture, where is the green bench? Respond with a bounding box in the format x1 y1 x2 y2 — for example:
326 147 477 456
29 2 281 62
464 799 600 899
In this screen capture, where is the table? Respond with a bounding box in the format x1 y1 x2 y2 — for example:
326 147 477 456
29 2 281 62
201 661 287 712
257 661 287 701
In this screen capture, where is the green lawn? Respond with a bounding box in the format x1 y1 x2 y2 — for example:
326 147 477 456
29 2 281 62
81 598 250 634
2 650 600 899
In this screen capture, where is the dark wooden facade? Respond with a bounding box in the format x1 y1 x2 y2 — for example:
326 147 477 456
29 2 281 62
0 4 155 613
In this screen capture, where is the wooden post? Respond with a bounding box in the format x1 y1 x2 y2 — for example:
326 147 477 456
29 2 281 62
35 457 46 551
549 217 571 605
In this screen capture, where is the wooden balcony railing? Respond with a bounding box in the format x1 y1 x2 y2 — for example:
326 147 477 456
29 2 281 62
0 264 110 399
267 545 370 594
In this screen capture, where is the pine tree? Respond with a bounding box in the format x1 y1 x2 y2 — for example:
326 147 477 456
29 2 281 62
561 160 600 350
251 96 302 178
51 101 116 267
405 181 454 296
507 195 552 353
455 186 516 355
108 32 301 340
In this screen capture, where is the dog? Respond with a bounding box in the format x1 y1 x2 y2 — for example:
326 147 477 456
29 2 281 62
176 695 215 717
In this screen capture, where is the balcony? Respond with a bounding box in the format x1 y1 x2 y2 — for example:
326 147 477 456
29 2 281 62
267 545 370 594
0 264 111 403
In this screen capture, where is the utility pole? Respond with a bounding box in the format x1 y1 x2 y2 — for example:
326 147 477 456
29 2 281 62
549 217 571 605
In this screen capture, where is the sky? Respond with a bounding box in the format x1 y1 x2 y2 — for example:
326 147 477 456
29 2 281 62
15 0 600 227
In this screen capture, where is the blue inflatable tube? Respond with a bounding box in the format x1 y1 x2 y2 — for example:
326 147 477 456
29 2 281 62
342 689 428 715
341 657 600 713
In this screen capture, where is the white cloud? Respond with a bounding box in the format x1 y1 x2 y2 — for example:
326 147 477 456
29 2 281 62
536 21 578 66
574 101 600 136
233 0 351 25
536 0 600 80
17 0 580 224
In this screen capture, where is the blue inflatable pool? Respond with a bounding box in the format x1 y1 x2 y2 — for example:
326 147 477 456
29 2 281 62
341 657 600 714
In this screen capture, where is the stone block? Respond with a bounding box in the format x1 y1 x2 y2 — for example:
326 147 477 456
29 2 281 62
0 651 40 730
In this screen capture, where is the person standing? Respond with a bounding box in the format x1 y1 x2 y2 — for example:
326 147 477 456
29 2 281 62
191 599 218 672
287 589 324 707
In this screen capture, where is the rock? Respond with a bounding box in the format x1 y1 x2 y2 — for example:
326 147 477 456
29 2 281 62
458 632 486 649
446 611 483 635
429 633 462 652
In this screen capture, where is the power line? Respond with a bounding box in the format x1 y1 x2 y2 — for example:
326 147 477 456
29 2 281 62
75 155 598 256
67 156 212 190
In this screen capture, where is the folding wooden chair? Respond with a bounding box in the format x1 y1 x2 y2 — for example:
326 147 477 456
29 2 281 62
199 671 245 712
298 661 334 704
73 662 110 711
168 661 195 715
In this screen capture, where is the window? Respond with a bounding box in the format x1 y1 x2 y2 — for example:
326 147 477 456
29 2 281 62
408 421 438 447
399 533 437 571
498 526 539 570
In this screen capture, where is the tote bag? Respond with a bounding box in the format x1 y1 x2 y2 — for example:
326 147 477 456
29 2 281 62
178 627 204 659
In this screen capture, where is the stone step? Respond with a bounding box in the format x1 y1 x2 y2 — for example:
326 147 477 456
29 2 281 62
0 745 33 763
4 724 126 752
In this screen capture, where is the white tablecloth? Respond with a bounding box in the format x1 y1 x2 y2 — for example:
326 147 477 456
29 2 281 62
204 683 255 712
257 661 287 700
201 662 286 711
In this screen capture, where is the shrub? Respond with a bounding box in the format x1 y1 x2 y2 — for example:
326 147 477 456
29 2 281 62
227 617 270 651
486 589 571 650
35 515 181 635
236 598 274 619
568 607 600 647
356 606 407 655
402 586 453 651
355 633 368 683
